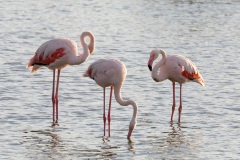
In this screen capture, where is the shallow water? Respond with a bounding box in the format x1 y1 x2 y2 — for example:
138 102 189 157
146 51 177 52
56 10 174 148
0 0 240 159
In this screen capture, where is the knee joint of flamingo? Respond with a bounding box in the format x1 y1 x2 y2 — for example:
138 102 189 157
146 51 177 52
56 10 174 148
103 116 106 123
178 106 182 112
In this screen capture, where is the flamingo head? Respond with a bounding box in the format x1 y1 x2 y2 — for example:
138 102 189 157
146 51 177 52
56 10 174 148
148 49 160 71
127 119 137 139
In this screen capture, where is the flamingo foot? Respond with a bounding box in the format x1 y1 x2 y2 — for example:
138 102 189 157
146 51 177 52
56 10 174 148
51 121 59 126
51 122 56 126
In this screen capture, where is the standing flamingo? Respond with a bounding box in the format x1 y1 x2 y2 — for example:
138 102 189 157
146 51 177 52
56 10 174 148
148 49 204 123
27 31 95 125
83 58 138 139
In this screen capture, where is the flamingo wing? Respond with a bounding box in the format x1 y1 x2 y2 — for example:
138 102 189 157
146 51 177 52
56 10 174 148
83 59 119 87
27 38 78 73
86 59 116 78
174 55 201 79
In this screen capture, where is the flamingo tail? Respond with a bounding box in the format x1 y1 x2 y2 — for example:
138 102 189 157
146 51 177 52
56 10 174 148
194 76 205 86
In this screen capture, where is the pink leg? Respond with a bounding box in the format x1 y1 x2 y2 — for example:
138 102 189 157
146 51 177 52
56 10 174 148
52 70 56 124
170 82 176 122
108 86 113 137
55 69 61 123
178 84 182 123
103 87 106 136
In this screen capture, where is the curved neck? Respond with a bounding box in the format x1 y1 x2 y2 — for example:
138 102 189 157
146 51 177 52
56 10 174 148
81 31 95 54
114 84 138 126
152 50 167 82
69 31 95 65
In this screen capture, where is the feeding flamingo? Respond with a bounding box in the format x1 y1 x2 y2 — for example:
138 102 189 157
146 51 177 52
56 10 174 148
147 49 204 122
27 31 95 125
83 58 138 139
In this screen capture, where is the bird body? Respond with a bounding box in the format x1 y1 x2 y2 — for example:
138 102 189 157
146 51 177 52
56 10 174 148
84 58 126 87
27 38 75 71
28 32 95 73
27 31 95 124
84 58 138 139
148 49 204 85
148 49 204 122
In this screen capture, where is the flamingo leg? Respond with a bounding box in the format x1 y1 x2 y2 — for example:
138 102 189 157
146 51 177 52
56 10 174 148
108 86 113 137
55 69 61 123
171 82 176 122
103 87 106 136
52 70 56 124
178 84 182 123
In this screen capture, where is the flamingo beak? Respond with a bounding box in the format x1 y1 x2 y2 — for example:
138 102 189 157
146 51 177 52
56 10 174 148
148 54 154 71
127 129 133 139
148 65 152 71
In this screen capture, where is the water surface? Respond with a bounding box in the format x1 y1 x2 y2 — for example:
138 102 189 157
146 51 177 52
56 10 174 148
0 0 239 159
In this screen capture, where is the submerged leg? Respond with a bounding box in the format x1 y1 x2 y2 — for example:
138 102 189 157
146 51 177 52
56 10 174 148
170 82 176 122
103 87 106 136
52 70 56 124
178 84 183 123
108 86 113 137
55 69 61 123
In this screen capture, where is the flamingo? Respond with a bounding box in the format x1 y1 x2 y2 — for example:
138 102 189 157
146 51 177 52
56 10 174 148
147 49 204 123
83 58 138 139
27 31 95 125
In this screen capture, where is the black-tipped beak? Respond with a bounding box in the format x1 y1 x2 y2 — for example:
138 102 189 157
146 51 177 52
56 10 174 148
148 65 152 71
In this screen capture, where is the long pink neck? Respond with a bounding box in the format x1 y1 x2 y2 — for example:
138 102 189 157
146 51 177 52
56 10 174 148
152 50 168 82
69 32 95 65
80 31 95 54
114 84 138 127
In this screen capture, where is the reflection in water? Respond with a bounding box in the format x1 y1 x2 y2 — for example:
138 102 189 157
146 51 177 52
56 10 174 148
22 130 136 159
22 127 64 159
166 123 185 148
48 131 62 159
102 136 110 144
99 136 136 158
127 138 136 154
100 137 118 158
164 122 199 159
143 121 202 159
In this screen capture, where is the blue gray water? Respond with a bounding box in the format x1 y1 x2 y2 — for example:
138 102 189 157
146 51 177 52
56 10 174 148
0 0 239 159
